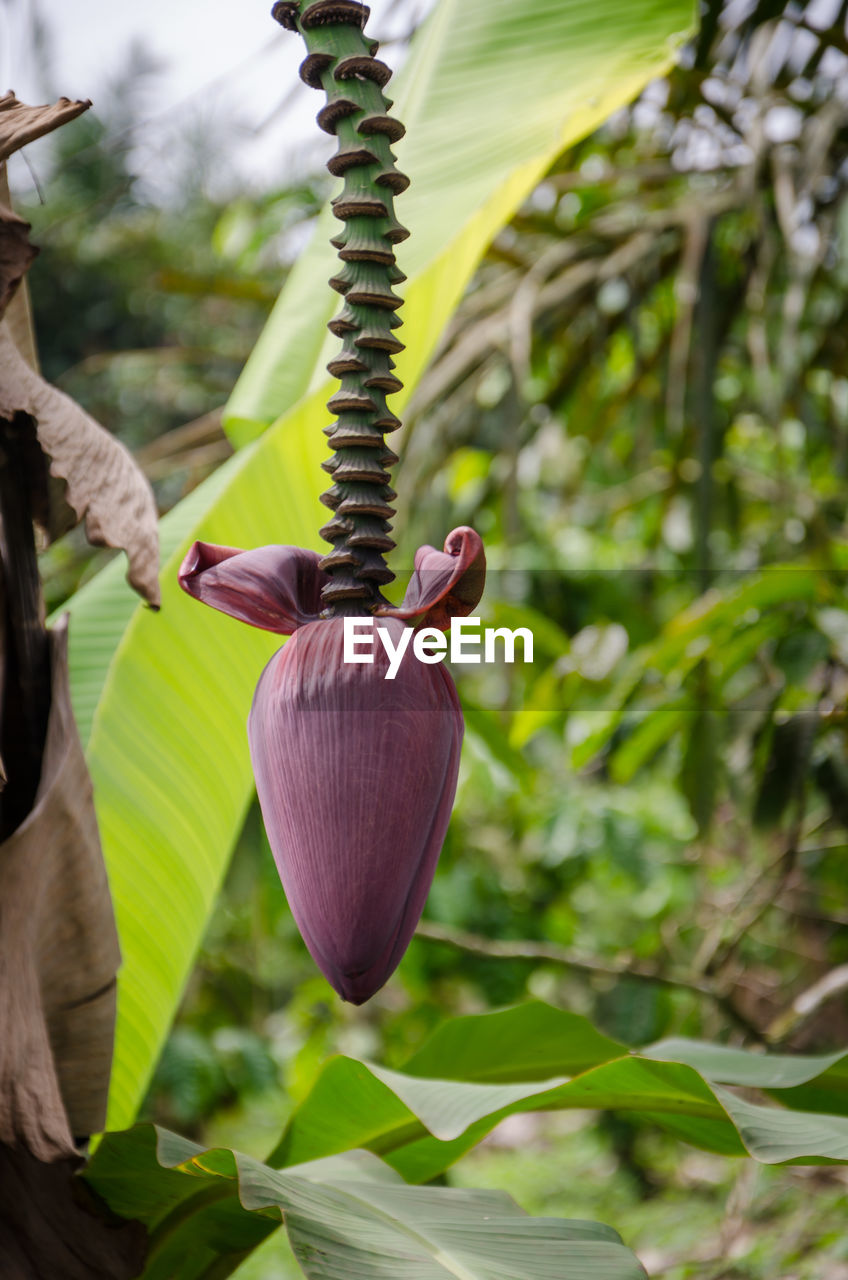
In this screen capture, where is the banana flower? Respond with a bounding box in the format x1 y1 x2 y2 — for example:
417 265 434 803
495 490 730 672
179 527 484 1003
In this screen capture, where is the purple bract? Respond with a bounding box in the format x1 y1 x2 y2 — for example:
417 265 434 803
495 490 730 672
179 527 484 1002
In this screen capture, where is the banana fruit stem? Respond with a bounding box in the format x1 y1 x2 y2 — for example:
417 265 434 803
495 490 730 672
272 0 410 617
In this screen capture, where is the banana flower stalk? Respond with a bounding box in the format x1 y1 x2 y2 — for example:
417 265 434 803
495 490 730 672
179 528 484 1003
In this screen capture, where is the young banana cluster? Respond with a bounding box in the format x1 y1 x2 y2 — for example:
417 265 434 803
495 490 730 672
272 0 410 615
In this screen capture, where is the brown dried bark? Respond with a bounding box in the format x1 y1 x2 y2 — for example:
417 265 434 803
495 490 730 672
0 187 36 321
0 1146 146 1278
0 92 148 1273
0 329 161 605
0 96 160 607
0 620 121 1154
0 598 144 1273
0 93 89 332
0 164 39 371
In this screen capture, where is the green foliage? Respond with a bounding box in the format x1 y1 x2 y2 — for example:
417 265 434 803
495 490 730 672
268 1002 848 1179
87 1001 848 1275
380 0 848 1082
453 1133 848 1280
85 1125 646 1280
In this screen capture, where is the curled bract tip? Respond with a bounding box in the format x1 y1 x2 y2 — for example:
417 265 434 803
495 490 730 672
178 526 485 635
377 525 485 629
178 541 327 634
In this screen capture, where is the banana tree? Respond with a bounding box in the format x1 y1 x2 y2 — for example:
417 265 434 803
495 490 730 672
14 0 725 1273
62 0 695 1139
34 1 848 1275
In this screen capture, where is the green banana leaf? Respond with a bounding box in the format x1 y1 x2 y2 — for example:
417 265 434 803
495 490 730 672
85 1124 647 1280
266 1003 848 1180
61 0 695 1130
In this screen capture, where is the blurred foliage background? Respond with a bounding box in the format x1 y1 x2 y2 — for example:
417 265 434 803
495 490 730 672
12 0 848 1275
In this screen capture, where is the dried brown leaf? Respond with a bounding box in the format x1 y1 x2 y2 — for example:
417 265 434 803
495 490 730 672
0 95 91 328
2 263 38 369
0 325 160 605
0 92 90 162
0 200 36 321
0 619 120 1159
0 165 38 355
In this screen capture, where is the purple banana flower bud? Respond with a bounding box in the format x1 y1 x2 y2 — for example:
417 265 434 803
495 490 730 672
179 527 484 1003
